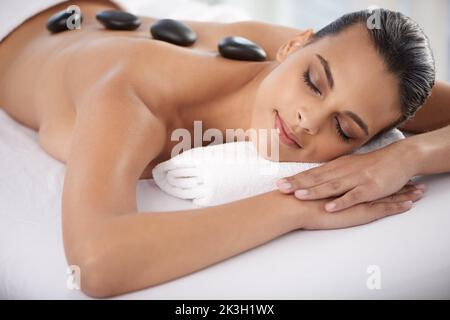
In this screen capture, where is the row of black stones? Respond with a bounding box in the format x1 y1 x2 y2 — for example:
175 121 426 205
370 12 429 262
47 9 267 62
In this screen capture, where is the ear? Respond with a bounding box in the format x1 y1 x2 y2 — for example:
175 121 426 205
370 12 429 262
276 29 315 63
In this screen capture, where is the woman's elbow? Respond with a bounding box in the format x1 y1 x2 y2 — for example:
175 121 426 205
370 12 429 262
79 261 116 298
64 219 161 298
68 237 160 298
68 239 120 298
69 244 112 298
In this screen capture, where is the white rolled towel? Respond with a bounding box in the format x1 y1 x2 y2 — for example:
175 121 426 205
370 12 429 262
152 129 405 207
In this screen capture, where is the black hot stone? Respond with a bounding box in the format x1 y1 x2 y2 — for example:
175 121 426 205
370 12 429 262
150 19 197 47
218 36 266 62
96 10 141 30
47 10 83 33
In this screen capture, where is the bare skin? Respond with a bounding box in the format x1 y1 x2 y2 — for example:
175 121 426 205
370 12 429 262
0 0 438 297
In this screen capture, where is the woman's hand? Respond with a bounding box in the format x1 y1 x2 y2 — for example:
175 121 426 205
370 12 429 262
296 183 424 230
277 139 425 212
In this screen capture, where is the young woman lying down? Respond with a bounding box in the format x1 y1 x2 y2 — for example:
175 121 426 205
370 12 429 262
1 0 450 298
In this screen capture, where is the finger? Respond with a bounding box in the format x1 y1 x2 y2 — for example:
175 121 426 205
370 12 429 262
400 183 427 194
400 183 415 191
365 200 414 221
293 175 356 200
277 165 340 194
376 183 427 202
299 179 415 203
372 188 424 204
414 183 427 192
403 180 427 192
324 182 426 213
395 183 422 195
323 186 369 212
315 200 413 230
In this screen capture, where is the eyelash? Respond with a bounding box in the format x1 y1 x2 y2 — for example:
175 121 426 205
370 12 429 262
302 68 322 97
302 68 351 143
334 117 351 143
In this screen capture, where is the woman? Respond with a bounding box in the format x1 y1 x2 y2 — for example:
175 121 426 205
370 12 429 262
0 0 447 297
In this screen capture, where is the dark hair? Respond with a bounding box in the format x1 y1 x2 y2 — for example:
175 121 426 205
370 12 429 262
310 8 435 138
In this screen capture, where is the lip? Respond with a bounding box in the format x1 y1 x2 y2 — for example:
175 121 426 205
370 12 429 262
275 112 303 148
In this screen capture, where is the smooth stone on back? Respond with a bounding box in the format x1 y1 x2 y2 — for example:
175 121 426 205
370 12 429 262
96 10 141 30
218 36 267 62
150 19 197 47
47 9 83 33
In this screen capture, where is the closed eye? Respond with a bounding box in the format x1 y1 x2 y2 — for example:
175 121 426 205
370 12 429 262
302 67 322 97
302 67 352 143
334 117 351 143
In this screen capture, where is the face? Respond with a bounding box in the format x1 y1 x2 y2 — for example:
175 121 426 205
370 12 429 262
251 24 402 162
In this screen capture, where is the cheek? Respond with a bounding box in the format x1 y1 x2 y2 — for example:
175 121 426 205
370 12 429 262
259 66 295 102
257 77 278 104
252 79 279 123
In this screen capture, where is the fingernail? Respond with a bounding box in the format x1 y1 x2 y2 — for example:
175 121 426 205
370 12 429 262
413 190 423 195
402 201 413 207
295 189 309 197
325 202 337 212
415 184 426 191
277 179 292 191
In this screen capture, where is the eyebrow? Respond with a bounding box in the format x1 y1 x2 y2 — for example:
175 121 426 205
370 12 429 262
316 54 334 90
343 111 369 136
315 54 369 137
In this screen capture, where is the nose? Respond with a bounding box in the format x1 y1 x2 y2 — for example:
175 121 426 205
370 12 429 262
297 110 320 135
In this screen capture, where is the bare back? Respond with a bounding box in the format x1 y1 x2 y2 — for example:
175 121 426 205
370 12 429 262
0 0 301 176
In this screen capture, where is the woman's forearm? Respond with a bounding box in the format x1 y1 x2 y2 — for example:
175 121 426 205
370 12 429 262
76 190 299 298
400 81 450 133
406 124 450 175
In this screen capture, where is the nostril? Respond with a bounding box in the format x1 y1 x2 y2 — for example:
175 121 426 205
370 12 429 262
297 112 301 121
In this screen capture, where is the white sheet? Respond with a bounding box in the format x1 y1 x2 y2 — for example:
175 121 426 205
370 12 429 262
1 0 450 299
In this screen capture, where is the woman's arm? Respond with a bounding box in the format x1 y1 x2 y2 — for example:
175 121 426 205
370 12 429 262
407 124 450 175
399 81 450 133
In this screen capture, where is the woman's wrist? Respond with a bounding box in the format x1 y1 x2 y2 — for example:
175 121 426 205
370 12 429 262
397 133 428 176
264 190 305 230
401 125 450 175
